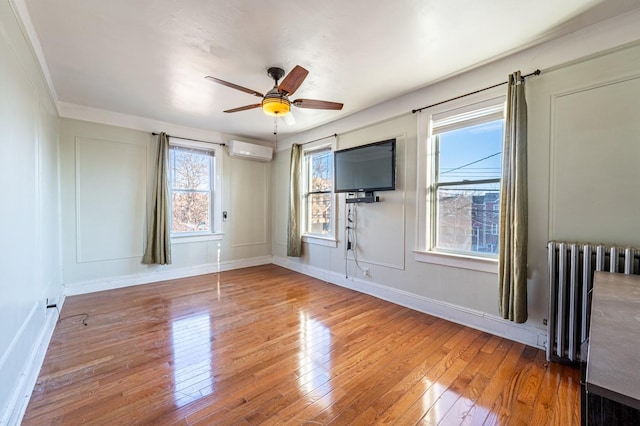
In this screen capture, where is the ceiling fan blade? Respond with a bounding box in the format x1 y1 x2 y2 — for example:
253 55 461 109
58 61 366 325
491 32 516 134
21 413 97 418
205 76 263 98
281 111 296 126
223 104 262 113
293 99 344 110
278 65 309 96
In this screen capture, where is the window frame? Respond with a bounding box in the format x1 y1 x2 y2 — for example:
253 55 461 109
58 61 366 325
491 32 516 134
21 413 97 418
414 90 505 273
301 141 337 247
168 140 224 244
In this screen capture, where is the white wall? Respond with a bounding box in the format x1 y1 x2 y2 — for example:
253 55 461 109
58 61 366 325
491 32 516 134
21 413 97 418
0 1 62 422
59 118 273 294
272 15 640 348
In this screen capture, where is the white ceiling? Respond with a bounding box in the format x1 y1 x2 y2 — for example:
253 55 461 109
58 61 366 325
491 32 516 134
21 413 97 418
22 0 640 141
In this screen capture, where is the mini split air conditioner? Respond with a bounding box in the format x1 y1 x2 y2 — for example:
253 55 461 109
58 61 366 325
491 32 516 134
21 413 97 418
228 140 273 162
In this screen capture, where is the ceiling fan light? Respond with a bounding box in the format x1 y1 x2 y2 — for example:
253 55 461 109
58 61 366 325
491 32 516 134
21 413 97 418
262 94 291 116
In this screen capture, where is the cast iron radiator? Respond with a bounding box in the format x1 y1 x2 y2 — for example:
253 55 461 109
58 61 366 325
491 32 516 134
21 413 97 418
546 241 640 363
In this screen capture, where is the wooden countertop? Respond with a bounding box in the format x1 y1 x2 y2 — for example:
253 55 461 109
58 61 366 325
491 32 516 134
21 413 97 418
586 271 640 409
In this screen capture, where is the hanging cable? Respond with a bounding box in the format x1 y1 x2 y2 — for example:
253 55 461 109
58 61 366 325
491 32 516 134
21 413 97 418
351 204 365 272
273 117 278 149
345 202 365 275
345 201 351 278
345 211 349 278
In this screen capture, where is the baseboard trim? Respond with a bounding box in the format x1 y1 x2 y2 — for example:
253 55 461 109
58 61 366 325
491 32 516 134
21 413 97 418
272 256 546 349
62 254 545 345
1 298 63 426
64 256 273 296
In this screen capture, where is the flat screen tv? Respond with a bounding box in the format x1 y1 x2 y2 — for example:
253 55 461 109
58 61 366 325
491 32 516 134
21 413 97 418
334 139 396 193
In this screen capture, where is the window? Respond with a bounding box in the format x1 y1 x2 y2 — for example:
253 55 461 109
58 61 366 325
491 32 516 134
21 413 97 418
168 143 222 240
302 147 334 239
430 98 504 257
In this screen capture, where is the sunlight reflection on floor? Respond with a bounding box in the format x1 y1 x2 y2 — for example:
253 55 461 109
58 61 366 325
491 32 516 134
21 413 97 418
297 311 332 406
171 313 214 407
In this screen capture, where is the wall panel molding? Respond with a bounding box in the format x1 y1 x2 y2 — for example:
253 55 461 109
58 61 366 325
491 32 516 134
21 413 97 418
0 302 60 426
230 159 269 248
548 73 640 245
75 137 147 263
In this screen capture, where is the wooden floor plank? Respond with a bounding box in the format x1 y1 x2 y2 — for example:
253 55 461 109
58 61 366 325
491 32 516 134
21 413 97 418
22 265 581 425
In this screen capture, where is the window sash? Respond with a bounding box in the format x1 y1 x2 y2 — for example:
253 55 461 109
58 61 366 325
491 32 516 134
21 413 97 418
432 97 505 135
434 178 501 188
170 145 214 156
169 188 210 194
432 179 501 256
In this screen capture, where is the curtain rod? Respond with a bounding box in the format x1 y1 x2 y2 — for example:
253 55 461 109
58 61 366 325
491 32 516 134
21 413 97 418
411 69 541 114
298 133 338 146
151 132 226 146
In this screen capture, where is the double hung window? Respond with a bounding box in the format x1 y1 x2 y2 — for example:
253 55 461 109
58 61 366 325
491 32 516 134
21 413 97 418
429 98 505 257
302 147 334 238
168 144 221 239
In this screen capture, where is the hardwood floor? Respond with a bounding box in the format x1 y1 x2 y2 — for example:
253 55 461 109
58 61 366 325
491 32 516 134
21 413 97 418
23 265 580 425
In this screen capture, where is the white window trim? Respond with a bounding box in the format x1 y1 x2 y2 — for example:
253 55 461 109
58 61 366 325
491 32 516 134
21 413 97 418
413 249 498 274
302 234 338 248
172 233 224 244
415 87 505 271
169 139 224 244
301 138 337 246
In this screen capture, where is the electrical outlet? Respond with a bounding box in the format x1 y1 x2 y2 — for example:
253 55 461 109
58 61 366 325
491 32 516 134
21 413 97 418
363 267 370 277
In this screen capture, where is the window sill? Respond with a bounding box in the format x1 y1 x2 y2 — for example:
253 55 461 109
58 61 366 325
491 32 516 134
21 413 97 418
302 234 337 248
171 233 224 244
413 250 498 274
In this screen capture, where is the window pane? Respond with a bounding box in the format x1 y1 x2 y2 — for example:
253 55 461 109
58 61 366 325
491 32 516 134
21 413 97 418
309 150 332 192
170 149 211 190
172 191 210 233
304 148 334 237
438 120 503 183
436 183 500 254
308 193 332 235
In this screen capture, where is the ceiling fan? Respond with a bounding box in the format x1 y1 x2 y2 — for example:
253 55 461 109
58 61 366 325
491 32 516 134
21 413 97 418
205 65 343 119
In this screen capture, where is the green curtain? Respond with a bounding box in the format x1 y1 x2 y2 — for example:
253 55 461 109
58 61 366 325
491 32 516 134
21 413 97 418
142 132 172 265
287 144 302 257
498 71 528 323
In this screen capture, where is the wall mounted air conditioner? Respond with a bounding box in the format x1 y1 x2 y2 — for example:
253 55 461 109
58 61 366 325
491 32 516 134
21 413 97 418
228 140 273 162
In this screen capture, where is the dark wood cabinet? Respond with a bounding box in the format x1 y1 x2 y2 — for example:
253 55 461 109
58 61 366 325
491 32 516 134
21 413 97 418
586 392 640 425
583 272 640 425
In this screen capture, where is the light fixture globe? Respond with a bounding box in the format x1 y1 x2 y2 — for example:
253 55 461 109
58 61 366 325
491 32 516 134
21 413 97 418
262 88 290 116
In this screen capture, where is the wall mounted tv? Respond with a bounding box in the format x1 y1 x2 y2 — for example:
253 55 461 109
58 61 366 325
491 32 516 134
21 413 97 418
334 139 396 193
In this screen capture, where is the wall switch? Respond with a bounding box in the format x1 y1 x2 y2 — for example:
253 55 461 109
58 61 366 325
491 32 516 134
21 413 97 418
223 211 228 221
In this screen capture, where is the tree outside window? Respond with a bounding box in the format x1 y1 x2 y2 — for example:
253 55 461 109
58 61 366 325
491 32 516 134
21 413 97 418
169 146 214 234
